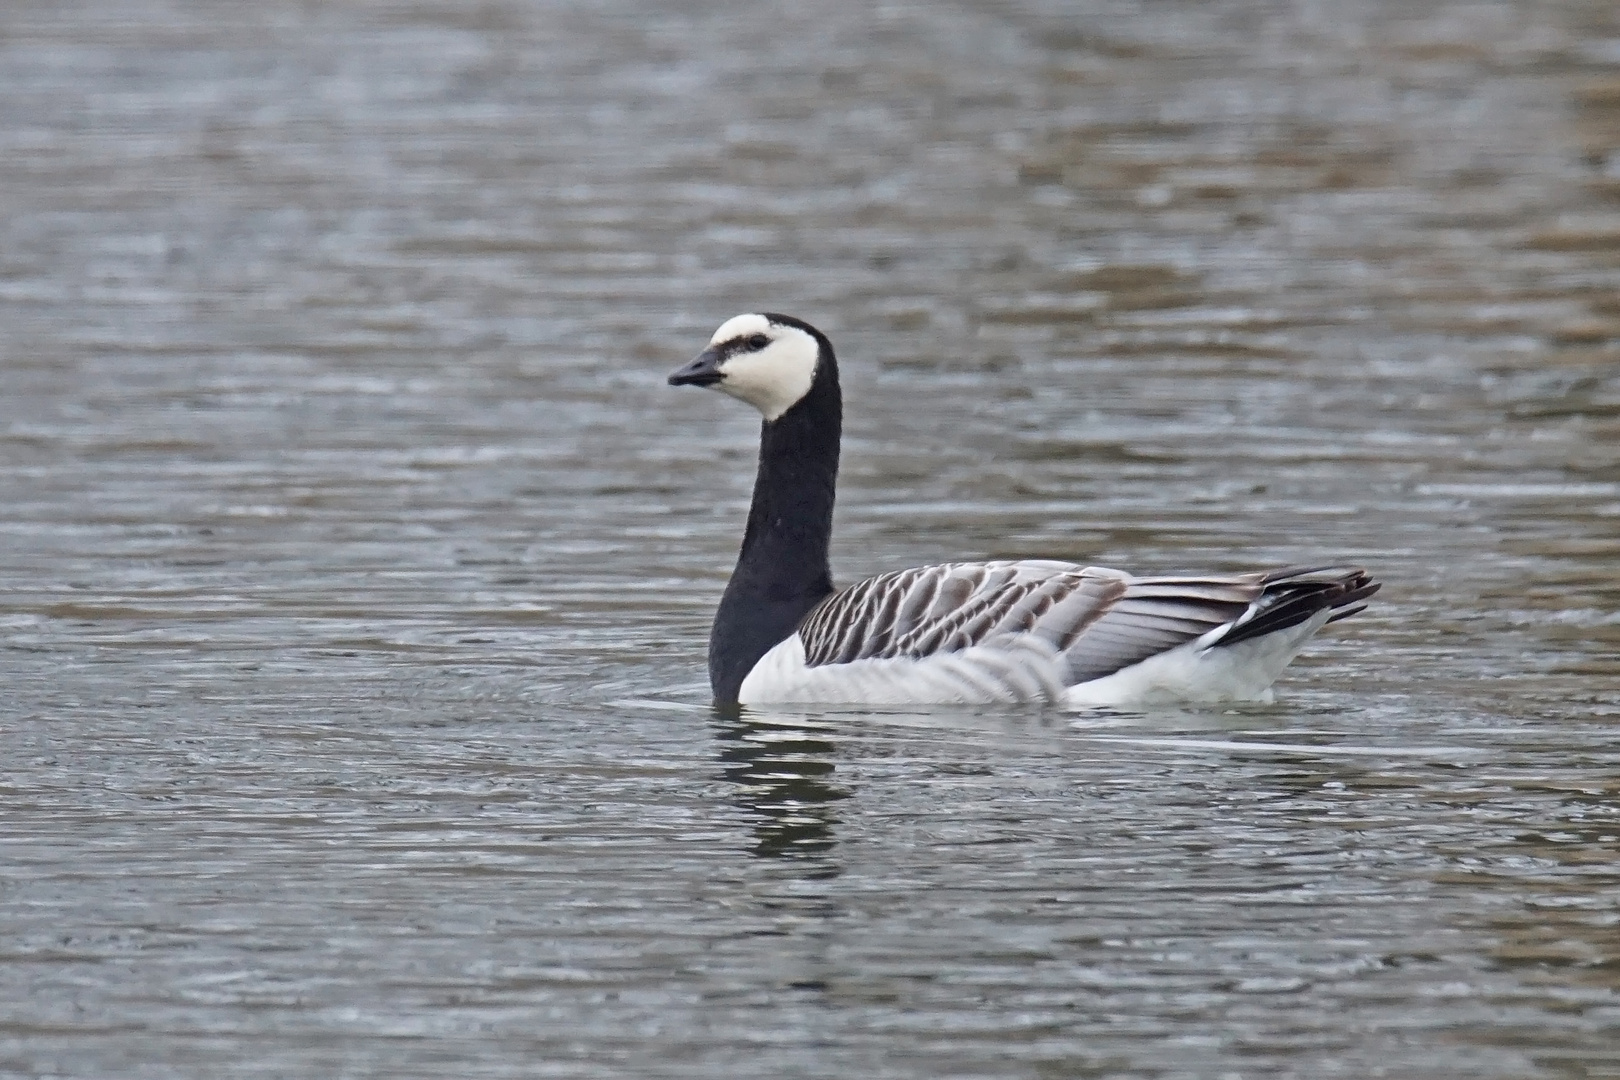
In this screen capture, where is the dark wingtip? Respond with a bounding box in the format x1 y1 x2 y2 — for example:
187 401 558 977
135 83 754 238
1214 567 1381 647
1324 602 1369 625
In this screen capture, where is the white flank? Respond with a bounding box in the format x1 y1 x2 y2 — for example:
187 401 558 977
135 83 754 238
737 610 1335 709
1061 610 1332 708
738 632 1069 705
708 314 818 421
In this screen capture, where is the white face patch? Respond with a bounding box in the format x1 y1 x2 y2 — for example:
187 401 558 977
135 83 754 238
707 313 819 422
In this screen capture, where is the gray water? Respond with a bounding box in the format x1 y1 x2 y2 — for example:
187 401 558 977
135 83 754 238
3 0 1619 1076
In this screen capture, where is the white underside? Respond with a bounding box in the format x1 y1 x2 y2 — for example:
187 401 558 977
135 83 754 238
736 611 1333 709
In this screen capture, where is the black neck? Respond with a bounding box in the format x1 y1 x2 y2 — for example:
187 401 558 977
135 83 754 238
708 366 841 703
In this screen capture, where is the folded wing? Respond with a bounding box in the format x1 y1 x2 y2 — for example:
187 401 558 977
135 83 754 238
794 560 1376 695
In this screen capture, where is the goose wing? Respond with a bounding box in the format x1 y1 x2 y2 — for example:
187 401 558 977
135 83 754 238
795 561 1376 687
800 561 1092 665
755 560 1105 703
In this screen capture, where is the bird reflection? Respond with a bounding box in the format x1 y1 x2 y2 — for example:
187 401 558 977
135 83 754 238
713 712 850 871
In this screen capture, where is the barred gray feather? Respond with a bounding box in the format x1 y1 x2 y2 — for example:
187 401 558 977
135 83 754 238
796 560 1375 690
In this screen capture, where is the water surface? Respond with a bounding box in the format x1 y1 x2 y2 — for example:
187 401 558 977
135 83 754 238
2 0 1619 1076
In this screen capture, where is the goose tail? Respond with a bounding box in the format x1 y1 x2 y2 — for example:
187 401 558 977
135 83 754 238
1211 565 1380 650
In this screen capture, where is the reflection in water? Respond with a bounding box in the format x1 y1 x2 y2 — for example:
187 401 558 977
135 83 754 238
713 714 849 870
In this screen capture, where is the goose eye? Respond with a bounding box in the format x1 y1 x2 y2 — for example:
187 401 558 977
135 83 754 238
746 334 770 350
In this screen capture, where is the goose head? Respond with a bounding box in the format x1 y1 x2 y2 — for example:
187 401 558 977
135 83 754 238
668 312 832 422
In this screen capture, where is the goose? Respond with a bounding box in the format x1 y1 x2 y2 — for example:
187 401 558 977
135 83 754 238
668 312 1378 708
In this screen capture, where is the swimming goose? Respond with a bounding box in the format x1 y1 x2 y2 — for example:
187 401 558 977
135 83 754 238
669 313 1378 707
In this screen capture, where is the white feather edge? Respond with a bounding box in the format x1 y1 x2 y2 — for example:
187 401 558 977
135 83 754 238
736 609 1333 708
